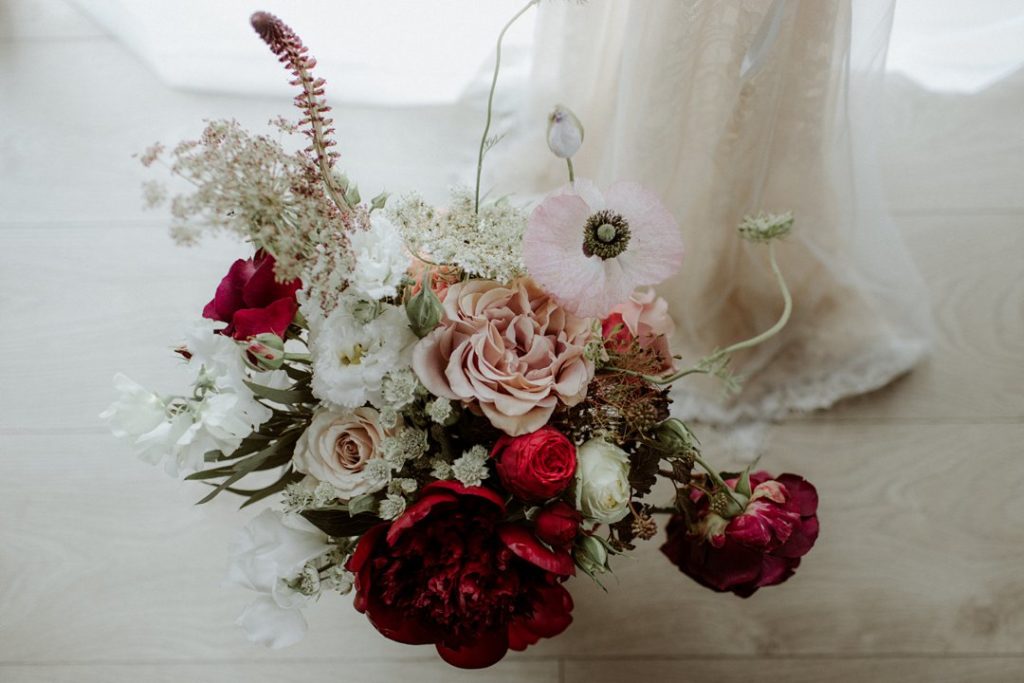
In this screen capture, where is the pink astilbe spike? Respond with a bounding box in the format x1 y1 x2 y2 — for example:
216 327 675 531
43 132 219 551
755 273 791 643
250 11 349 213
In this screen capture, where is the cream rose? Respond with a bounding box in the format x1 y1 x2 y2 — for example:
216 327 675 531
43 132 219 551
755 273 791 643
412 277 595 436
293 407 391 499
574 438 631 523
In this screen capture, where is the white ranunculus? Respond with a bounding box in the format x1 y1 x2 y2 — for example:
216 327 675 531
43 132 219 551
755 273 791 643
226 510 332 649
574 438 632 523
293 406 391 500
309 302 415 409
348 213 411 300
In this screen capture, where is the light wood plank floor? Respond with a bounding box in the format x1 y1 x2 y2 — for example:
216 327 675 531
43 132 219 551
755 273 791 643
2 2 1022 682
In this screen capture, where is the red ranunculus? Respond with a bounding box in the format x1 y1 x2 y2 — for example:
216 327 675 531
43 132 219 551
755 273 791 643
661 472 819 597
491 427 576 503
533 501 581 547
203 251 301 340
347 481 574 669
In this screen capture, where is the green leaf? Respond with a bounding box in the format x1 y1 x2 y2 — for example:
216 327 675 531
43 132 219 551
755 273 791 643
300 509 381 538
192 429 303 504
370 190 389 211
243 380 313 405
347 493 378 516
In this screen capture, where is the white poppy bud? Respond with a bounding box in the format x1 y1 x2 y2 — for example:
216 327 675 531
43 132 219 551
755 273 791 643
546 104 584 159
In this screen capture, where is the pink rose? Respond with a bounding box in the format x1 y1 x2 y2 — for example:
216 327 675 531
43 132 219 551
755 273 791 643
602 288 675 370
412 278 594 436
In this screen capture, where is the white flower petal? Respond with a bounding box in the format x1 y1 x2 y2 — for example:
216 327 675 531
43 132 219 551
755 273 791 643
236 596 308 649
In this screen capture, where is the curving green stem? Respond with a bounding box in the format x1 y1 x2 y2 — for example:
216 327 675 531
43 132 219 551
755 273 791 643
474 0 539 214
566 158 575 183
640 240 792 385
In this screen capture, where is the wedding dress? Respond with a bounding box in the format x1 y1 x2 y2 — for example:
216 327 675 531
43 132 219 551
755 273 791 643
494 0 932 424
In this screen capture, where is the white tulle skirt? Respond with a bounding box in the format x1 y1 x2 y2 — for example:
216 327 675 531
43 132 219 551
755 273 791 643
495 0 932 424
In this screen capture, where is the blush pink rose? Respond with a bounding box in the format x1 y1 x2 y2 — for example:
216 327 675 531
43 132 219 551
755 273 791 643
412 278 595 436
602 288 676 371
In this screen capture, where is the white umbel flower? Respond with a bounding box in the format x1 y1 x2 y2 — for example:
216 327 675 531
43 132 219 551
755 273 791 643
309 302 415 409
347 213 411 300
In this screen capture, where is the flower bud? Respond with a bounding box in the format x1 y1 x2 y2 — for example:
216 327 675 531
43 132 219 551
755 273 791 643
574 534 609 575
405 270 444 338
534 501 582 547
245 333 285 370
546 104 584 159
654 418 696 455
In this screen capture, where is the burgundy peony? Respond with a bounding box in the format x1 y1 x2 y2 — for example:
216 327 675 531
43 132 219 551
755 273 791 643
661 472 819 597
203 251 301 340
347 481 575 669
533 502 581 547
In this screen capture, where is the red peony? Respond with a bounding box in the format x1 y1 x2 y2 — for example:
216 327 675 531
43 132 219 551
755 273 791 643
491 427 576 503
203 251 301 340
661 472 819 597
347 481 575 669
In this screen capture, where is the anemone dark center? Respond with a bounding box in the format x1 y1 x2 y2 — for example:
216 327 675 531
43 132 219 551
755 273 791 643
582 210 630 259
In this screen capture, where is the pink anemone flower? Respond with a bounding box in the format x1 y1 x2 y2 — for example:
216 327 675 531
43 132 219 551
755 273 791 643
523 179 684 318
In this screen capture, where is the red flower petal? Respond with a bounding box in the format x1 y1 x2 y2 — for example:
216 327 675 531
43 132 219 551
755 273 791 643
243 253 301 308
421 480 507 509
204 257 256 323
230 297 297 340
508 583 574 650
498 524 574 576
346 523 386 575
436 630 510 669
777 473 819 516
385 490 459 546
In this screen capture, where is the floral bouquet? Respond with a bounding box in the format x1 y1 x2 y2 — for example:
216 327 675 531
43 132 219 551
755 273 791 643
103 6 819 670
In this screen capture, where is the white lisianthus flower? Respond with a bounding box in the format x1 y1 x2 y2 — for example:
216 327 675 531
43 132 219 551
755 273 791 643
226 510 332 649
574 438 632 523
348 213 411 300
309 302 416 409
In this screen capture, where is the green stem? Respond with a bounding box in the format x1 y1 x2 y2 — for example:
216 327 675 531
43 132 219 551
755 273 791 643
639 241 791 385
474 0 539 214
693 454 746 510
566 157 575 183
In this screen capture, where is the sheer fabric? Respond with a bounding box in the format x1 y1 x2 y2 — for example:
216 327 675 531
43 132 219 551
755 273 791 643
494 0 931 423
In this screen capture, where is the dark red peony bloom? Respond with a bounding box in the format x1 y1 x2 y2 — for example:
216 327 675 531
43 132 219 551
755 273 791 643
203 251 301 340
491 427 576 503
661 472 819 597
533 501 581 547
347 481 575 668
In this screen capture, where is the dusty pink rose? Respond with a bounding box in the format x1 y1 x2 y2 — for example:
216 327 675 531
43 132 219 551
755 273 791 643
412 278 594 436
523 179 684 318
602 288 676 371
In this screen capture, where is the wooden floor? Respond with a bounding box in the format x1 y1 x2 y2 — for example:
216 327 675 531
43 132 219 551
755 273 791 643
2 3 1022 682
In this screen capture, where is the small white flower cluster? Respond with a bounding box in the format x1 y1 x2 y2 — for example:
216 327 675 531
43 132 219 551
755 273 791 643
381 427 429 469
389 188 526 283
282 480 342 512
451 445 491 488
425 397 454 424
381 367 421 410
347 212 411 300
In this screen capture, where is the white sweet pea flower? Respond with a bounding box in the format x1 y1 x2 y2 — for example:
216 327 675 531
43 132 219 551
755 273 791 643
101 373 174 462
574 438 632 523
348 213 411 300
170 391 271 476
183 319 248 390
309 302 415 409
226 510 332 649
